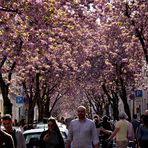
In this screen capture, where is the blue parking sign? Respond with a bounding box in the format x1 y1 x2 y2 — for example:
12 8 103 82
16 96 25 104
135 90 143 97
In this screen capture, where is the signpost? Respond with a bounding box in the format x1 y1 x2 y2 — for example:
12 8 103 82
135 90 143 117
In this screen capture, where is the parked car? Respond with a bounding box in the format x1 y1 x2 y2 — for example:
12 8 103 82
23 125 68 148
35 123 48 130
35 122 68 135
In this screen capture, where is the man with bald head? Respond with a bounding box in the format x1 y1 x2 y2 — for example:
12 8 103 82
66 105 100 148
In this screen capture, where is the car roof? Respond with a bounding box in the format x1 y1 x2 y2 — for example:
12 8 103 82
23 128 46 134
23 126 68 134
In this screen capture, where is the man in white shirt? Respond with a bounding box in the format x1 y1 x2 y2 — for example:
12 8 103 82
66 105 100 148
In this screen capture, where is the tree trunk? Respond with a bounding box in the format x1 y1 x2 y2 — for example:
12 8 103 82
44 100 50 118
124 102 131 120
28 104 35 124
105 103 110 117
112 92 119 120
102 84 119 120
3 97 12 115
37 102 44 122
119 77 131 121
112 103 119 121
0 80 12 115
0 57 17 116
122 97 131 120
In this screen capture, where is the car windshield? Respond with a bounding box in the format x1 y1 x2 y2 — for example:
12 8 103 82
24 132 41 144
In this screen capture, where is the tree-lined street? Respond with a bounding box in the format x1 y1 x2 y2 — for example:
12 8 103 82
0 0 148 123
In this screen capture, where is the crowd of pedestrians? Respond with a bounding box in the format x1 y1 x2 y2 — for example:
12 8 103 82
92 110 148 148
65 106 148 148
0 106 148 148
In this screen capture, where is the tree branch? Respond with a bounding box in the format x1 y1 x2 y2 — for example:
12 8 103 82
0 56 7 69
0 7 18 13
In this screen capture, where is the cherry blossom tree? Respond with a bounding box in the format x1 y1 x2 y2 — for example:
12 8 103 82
0 0 147 121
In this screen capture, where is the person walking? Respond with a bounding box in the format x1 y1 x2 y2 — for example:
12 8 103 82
126 119 135 148
39 117 65 148
131 114 140 148
0 117 15 148
66 105 100 148
93 115 101 140
132 114 140 135
137 110 148 148
107 112 128 148
99 115 114 148
2 114 26 148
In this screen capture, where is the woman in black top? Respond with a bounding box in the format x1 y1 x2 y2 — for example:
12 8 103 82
40 117 65 148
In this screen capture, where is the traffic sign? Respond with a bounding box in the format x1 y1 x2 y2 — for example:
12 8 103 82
135 90 143 97
16 96 25 104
